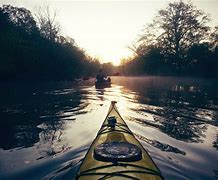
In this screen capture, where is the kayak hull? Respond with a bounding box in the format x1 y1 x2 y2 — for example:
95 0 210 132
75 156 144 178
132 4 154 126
76 101 163 179
95 81 111 88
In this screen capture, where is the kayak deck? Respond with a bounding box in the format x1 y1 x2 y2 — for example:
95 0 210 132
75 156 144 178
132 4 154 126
76 101 163 179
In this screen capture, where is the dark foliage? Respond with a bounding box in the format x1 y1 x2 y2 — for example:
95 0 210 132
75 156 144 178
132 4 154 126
121 1 218 77
0 5 100 81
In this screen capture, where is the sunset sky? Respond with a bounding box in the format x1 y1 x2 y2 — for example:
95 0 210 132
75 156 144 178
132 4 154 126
1 0 218 65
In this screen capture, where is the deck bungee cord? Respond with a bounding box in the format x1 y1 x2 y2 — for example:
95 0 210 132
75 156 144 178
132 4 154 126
76 101 164 179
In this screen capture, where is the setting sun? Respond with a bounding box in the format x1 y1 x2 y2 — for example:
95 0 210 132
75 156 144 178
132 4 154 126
56 1 157 65
1 0 217 65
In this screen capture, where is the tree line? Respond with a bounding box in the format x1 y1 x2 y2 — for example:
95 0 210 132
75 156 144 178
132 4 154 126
0 5 101 81
120 1 218 78
1 2 217 81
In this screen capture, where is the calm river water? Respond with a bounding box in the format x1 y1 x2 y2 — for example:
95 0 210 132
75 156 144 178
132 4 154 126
0 76 217 179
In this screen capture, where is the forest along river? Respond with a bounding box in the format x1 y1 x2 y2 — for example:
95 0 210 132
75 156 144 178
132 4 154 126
0 76 217 180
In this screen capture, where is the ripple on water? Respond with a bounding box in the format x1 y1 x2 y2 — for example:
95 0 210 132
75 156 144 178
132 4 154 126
0 77 218 179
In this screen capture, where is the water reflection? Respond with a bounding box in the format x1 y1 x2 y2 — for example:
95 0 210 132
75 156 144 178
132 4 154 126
96 89 105 101
0 77 217 179
113 77 217 143
38 120 65 157
0 123 41 150
0 82 84 150
213 134 218 150
134 133 186 155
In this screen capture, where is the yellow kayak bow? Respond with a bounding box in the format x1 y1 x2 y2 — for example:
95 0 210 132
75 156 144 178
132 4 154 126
76 101 163 180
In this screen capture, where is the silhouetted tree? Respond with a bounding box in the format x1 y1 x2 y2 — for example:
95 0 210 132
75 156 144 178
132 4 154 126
82 56 101 76
1 5 39 34
36 6 60 41
0 5 41 80
210 26 218 49
187 43 212 76
138 1 210 72
101 62 115 75
0 5 101 81
160 2 209 56
121 1 217 77
141 46 165 75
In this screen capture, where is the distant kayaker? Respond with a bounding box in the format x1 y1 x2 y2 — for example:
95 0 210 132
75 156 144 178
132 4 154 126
96 69 111 83
96 69 105 82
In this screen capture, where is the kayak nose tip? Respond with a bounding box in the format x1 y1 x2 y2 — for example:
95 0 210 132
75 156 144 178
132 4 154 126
111 101 117 104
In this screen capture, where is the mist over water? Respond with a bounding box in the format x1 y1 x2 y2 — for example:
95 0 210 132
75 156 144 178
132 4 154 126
0 76 217 179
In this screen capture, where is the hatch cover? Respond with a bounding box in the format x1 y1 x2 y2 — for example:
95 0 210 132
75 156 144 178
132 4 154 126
94 142 142 162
